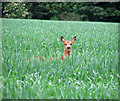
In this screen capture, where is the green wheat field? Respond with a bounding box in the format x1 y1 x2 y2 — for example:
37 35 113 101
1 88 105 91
1 18 118 99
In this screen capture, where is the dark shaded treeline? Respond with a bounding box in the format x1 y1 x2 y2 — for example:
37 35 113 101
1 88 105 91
2 2 120 22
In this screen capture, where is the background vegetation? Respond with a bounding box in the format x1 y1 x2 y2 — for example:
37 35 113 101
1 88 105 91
2 2 120 22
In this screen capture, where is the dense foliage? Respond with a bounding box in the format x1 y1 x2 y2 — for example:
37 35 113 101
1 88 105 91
2 2 120 22
2 2 31 19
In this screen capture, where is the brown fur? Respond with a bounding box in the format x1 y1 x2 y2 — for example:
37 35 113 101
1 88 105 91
61 36 76 59
30 36 76 61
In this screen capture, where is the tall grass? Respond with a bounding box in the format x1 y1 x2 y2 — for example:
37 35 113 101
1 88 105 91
0 18 3 100
2 18 118 99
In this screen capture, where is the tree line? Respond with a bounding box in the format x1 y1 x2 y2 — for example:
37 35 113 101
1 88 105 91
2 2 120 22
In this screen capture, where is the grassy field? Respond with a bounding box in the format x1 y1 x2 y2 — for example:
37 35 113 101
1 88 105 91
2 18 118 99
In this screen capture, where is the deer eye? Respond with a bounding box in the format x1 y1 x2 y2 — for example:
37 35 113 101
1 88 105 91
70 44 72 45
64 44 67 45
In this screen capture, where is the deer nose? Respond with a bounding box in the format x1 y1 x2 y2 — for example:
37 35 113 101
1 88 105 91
67 47 70 49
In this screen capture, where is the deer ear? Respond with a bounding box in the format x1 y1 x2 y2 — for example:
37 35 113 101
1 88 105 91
61 36 65 42
71 36 76 43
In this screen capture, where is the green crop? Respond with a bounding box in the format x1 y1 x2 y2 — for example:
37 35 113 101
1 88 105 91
2 18 118 99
